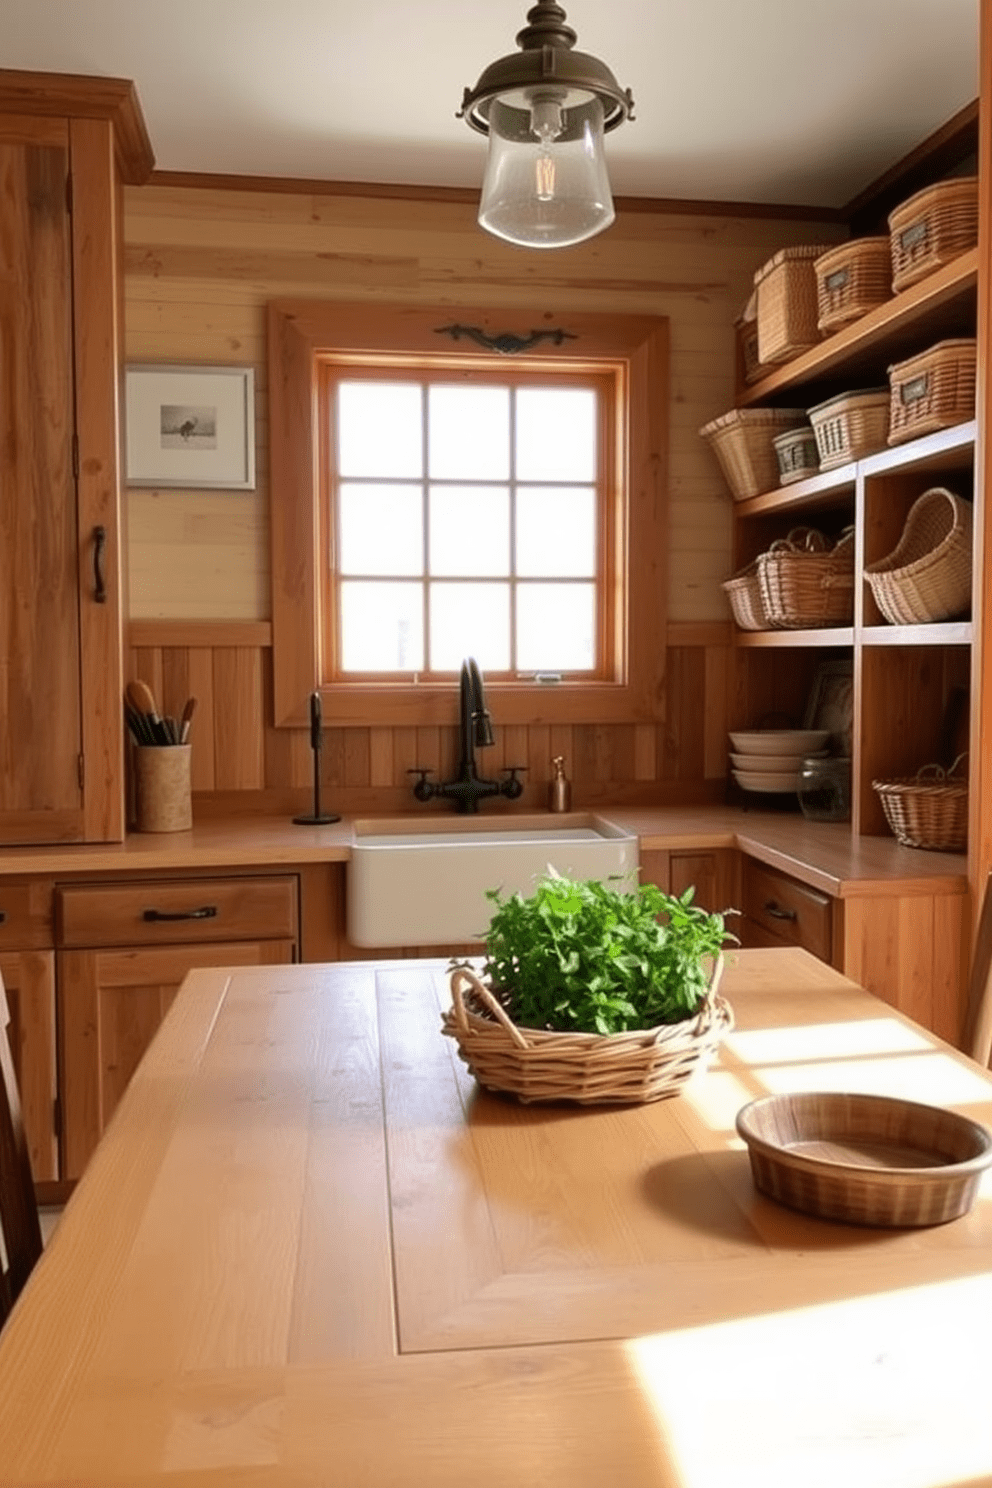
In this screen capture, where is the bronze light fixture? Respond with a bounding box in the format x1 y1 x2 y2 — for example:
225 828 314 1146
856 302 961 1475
458 0 634 249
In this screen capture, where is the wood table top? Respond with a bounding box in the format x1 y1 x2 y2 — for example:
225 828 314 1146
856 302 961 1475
3 948 992 1486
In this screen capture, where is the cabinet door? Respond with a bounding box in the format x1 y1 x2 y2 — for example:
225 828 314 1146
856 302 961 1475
0 950 58 1183
0 126 84 842
58 938 296 1180
640 849 739 915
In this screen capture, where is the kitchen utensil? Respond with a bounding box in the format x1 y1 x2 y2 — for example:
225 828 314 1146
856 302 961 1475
179 697 197 744
293 691 340 825
126 680 170 745
736 1091 992 1227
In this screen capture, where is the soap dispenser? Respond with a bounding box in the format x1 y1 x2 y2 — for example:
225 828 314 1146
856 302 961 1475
549 756 571 813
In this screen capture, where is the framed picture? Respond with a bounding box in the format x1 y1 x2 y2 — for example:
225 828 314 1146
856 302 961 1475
125 365 256 489
804 658 854 756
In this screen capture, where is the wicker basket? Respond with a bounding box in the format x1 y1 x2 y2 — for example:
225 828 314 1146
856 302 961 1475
807 388 890 470
699 407 807 501
754 245 834 365
889 177 979 294
772 425 820 484
887 339 977 446
873 756 968 852
442 961 732 1105
814 237 892 333
758 527 854 629
865 487 973 625
722 557 771 631
735 289 762 386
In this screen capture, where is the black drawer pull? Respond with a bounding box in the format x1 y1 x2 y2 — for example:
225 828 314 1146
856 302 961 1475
764 900 797 922
93 525 107 604
0 911 6 925
142 905 218 923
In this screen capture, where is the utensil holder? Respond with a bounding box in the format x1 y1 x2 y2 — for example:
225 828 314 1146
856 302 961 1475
134 746 192 832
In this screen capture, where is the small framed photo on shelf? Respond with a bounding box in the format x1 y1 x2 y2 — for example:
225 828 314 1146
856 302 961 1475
125 365 256 489
804 658 854 756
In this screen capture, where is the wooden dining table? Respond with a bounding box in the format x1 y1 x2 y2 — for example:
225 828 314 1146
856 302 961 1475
3 947 992 1486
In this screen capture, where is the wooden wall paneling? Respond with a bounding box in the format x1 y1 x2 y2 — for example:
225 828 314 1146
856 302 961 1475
70 117 126 842
343 729 371 790
369 729 394 790
186 647 217 790
212 647 265 789
633 724 656 782
703 645 731 779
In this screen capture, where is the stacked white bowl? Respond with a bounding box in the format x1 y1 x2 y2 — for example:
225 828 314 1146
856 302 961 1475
729 730 831 794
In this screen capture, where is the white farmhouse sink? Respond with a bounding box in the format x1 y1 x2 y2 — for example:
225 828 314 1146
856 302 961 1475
347 813 638 948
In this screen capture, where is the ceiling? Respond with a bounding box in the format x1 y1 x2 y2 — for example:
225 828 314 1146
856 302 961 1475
0 0 980 208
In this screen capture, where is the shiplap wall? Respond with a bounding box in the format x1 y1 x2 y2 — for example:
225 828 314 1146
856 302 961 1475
122 184 841 806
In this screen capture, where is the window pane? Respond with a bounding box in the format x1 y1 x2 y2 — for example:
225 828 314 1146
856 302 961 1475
516 583 596 671
339 483 422 575
517 486 595 577
428 386 509 480
516 387 596 482
340 581 423 671
338 382 422 477
429 583 510 672
429 485 509 577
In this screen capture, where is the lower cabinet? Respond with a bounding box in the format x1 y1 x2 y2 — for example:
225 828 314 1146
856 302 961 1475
739 858 833 963
56 875 299 1179
638 849 740 914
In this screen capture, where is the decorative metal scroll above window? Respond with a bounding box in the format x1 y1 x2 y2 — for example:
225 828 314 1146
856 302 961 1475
434 323 578 355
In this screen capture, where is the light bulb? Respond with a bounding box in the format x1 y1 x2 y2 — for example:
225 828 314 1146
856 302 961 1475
535 151 556 202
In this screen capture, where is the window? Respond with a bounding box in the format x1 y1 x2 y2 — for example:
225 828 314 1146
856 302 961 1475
269 302 668 728
326 365 613 679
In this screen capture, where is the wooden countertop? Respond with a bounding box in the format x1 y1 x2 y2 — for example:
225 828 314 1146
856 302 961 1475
0 805 968 897
2 949 992 1485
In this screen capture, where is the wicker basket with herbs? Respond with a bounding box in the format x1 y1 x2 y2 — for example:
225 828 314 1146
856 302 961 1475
443 873 735 1105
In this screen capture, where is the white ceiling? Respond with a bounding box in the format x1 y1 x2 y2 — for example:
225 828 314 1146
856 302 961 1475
0 0 980 207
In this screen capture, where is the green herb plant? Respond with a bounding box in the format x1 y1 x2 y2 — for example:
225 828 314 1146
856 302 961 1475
483 872 734 1037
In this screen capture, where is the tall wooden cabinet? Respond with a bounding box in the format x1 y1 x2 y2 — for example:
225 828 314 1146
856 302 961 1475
0 75 153 845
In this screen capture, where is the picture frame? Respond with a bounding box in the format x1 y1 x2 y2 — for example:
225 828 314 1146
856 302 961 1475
804 658 854 756
125 365 256 489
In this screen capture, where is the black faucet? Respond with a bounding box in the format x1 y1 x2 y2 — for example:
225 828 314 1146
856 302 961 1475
409 658 526 814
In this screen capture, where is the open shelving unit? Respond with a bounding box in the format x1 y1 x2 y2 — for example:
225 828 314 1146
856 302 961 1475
727 252 977 846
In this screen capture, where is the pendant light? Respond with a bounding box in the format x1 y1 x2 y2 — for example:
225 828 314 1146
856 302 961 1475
458 0 634 250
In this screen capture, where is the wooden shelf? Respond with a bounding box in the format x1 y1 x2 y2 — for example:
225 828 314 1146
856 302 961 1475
861 419 976 477
736 464 856 518
736 628 854 648
861 622 972 647
738 250 978 406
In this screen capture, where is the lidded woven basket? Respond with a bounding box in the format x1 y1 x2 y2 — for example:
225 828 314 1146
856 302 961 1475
864 486 972 625
442 961 732 1106
754 244 834 364
814 237 892 332
888 177 979 293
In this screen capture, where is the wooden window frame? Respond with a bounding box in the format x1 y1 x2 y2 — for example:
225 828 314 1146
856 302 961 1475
268 300 669 728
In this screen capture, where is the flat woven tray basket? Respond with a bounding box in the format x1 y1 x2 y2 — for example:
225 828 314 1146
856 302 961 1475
864 486 972 625
443 960 732 1105
873 757 968 852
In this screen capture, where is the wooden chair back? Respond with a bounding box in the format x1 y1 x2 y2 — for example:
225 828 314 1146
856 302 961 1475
0 972 43 1321
964 869 992 1067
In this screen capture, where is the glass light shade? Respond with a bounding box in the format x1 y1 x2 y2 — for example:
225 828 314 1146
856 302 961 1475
477 90 614 248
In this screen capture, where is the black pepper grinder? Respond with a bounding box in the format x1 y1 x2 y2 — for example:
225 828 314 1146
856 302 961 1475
293 691 341 825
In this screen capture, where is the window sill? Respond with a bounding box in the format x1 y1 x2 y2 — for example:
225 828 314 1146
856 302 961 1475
277 679 658 729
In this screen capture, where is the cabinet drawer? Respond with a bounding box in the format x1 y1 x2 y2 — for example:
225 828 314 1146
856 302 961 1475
56 876 298 948
742 860 832 962
0 880 54 949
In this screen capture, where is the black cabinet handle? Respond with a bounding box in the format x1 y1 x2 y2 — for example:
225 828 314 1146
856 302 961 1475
93 525 107 604
764 900 797 922
0 911 6 925
142 905 218 923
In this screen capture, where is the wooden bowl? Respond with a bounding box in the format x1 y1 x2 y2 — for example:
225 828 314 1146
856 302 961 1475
736 1092 992 1227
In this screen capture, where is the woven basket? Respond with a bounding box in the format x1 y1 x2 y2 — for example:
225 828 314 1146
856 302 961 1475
699 407 807 501
889 177 979 293
442 960 732 1105
772 425 820 484
873 756 968 852
865 487 973 625
758 527 855 629
754 244 834 365
736 289 762 386
887 339 977 446
722 557 771 631
807 388 890 470
814 237 892 332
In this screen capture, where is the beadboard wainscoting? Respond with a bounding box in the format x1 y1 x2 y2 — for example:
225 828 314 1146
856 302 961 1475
126 620 738 812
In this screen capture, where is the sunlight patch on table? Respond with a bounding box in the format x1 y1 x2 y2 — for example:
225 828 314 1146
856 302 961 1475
626 1271 992 1488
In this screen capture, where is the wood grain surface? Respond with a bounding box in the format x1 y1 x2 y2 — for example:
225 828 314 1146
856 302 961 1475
2 949 992 1485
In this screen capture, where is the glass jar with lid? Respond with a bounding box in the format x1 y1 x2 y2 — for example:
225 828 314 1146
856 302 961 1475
797 756 851 822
